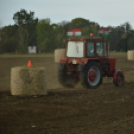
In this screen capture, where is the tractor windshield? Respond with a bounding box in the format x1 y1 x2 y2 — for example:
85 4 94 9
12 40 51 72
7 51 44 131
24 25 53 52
66 41 84 58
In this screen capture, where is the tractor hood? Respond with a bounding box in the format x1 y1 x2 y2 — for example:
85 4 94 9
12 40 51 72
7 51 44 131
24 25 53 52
60 57 88 65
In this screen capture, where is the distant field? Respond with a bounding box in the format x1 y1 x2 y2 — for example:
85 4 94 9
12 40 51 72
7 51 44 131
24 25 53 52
0 54 134 134
0 52 127 58
109 52 127 56
0 53 54 58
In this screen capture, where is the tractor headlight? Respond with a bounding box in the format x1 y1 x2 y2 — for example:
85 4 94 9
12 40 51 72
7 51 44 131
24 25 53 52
72 59 77 64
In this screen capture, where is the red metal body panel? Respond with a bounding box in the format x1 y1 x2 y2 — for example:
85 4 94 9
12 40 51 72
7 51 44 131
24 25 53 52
109 58 116 72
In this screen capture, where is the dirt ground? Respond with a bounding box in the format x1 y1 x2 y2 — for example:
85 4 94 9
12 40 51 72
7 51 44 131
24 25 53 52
0 55 134 134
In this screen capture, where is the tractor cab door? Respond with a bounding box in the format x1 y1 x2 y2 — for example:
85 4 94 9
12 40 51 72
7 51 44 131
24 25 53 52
87 42 95 57
95 41 108 75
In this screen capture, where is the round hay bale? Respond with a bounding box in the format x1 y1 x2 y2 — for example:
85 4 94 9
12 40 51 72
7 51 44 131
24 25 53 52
55 49 65 63
127 50 134 60
11 66 47 95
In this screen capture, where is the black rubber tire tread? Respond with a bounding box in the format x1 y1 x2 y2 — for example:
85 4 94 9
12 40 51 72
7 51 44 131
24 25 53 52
114 71 125 87
58 65 78 88
80 62 102 89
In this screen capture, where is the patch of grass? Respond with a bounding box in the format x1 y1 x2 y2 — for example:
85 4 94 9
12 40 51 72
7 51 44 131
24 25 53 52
109 52 127 56
0 53 54 58
1 93 8 98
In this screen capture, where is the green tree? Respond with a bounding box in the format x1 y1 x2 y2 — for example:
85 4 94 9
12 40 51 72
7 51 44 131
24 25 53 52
36 19 55 52
13 9 37 26
89 24 100 36
13 9 38 53
18 26 29 53
128 33 134 50
71 18 90 28
120 22 133 51
54 24 66 48
82 24 99 37
82 27 90 36
108 22 134 52
0 25 18 53
108 27 122 51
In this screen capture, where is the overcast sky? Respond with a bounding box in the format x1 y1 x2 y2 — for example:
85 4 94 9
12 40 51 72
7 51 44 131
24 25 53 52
0 0 134 28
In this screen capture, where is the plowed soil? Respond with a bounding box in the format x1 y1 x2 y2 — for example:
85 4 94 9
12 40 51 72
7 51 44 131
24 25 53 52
0 55 134 134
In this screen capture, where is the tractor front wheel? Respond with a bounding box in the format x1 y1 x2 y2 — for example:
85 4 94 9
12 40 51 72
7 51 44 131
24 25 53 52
80 62 102 89
113 71 124 86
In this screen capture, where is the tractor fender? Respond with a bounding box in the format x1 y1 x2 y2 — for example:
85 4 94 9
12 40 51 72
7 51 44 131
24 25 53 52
113 70 120 81
78 60 99 71
58 63 66 70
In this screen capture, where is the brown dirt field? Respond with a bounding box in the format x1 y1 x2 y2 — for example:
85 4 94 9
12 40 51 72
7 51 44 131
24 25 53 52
0 55 134 134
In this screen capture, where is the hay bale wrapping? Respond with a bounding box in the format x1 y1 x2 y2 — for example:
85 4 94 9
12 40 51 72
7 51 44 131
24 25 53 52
127 50 134 60
55 49 65 63
11 66 47 95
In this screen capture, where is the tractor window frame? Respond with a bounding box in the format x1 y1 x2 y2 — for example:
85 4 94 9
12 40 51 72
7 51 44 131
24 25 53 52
87 42 95 57
96 42 107 57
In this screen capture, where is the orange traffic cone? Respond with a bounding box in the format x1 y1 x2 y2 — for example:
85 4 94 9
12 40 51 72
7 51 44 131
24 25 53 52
27 60 32 67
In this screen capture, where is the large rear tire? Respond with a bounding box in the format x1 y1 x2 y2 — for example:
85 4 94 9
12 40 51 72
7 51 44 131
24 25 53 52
58 66 78 88
80 62 102 89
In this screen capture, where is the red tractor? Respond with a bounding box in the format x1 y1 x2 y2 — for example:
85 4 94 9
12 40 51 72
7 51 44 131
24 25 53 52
58 36 125 89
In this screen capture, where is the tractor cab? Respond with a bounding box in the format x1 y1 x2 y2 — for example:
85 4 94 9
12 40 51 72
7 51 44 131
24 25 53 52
66 37 107 58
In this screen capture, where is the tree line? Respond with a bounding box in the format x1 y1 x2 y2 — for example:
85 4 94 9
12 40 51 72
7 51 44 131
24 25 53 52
0 9 134 53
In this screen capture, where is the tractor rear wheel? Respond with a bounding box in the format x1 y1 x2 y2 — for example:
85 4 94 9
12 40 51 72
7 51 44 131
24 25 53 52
113 71 124 86
80 62 102 89
58 66 78 88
